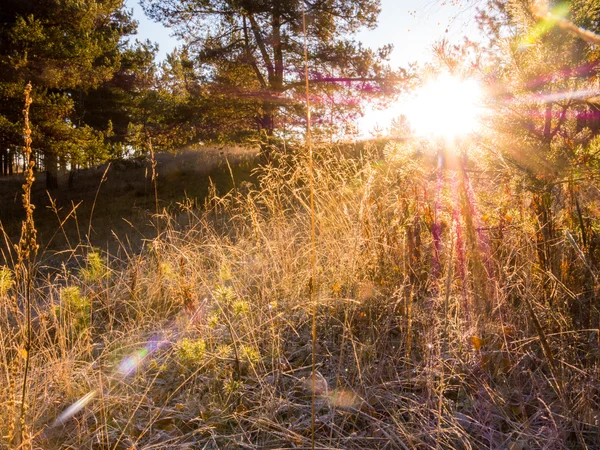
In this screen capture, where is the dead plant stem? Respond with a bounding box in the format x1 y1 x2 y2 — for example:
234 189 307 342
301 6 317 450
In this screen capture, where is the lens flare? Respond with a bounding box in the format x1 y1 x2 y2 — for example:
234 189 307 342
52 390 97 427
528 2 600 47
52 299 208 428
117 335 171 377
327 389 360 409
53 335 172 427
118 348 149 377
519 3 569 49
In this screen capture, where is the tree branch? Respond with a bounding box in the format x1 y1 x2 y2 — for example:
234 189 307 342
242 15 267 89
283 76 390 91
533 10 600 45
247 14 274 83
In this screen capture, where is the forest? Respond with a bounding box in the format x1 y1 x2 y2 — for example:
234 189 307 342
2 0 600 448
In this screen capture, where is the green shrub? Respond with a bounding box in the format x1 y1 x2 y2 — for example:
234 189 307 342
240 345 260 364
81 250 109 282
223 377 243 395
213 285 236 304
232 299 249 316
59 286 90 332
176 338 206 368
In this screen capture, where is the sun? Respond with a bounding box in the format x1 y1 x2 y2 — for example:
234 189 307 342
405 73 484 139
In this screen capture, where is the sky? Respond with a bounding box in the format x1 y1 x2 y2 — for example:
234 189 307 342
125 0 482 136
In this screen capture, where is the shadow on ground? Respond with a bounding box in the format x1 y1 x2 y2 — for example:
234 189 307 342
0 147 259 264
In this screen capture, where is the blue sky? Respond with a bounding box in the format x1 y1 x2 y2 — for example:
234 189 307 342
125 0 481 135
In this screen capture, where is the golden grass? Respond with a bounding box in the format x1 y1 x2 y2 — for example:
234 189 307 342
0 139 599 448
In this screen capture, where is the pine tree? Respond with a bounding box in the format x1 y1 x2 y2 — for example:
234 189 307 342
476 0 600 274
0 0 136 188
141 0 407 154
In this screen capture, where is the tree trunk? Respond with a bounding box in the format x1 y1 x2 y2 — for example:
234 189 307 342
8 149 13 175
0 148 5 176
271 7 284 92
260 105 275 136
44 150 59 190
259 104 276 162
0 146 10 176
68 166 76 190
60 155 67 173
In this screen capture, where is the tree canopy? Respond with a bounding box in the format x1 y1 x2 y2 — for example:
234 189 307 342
141 0 407 150
474 0 600 184
0 0 138 187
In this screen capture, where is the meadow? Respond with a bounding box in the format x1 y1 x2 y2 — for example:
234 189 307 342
1 135 599 449
2 0 600 448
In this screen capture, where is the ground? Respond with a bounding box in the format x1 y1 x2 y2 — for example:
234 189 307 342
0 146 258 262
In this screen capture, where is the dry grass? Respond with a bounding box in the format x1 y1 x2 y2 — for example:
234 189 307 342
0 139 599 449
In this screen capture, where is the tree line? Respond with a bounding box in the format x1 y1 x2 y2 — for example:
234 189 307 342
3 0 600 192
0 0 406 189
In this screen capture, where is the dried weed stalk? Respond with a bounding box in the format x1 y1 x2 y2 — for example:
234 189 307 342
13 82 39 448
